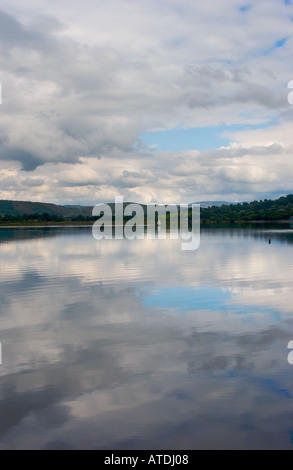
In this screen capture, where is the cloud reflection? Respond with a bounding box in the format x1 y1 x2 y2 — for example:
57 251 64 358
0 227 293 449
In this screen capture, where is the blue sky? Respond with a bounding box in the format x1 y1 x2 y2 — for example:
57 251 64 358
140 121 278 152
262 36 288 56
141 286 280 324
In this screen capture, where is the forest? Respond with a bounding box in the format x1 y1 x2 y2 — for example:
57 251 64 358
200 194 293 223
0 195 293 225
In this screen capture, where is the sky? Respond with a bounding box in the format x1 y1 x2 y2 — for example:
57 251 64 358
0 0 293 205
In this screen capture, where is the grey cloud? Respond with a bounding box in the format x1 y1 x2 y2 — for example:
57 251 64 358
201 143 286 161
0 10 38 46
123 170 144 178
180 64 288 110
0 2 292 202
183 64 251 84
0 147 43 171
0 9 58 55
234 83 287 109
0 8 288 173
22 177 45 187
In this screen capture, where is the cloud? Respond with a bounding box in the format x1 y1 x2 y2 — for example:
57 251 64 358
0 9 42 47
0 1 292 202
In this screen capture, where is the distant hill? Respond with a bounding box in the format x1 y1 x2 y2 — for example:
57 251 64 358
0 200 92 219
1 195 293 224
63 205 88 210
193 201 234 208
0 199 147 223
200 194 293 222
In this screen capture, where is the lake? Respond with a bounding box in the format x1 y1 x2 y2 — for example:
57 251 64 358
0 225 293 449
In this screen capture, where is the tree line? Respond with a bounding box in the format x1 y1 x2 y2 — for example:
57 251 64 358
0 213 96 223
1 194 293 224
200 195 293 223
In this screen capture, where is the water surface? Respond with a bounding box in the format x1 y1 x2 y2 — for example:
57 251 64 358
0 226 293 449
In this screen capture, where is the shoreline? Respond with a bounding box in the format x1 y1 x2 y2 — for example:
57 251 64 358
0 220 292 228
0 221 94 227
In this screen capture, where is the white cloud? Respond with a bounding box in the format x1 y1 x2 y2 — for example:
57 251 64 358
0 1 292 203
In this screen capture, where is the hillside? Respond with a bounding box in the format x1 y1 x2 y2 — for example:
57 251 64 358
0 195 293 224
200 194 293 223
193 200 232 208
0 200 93 221
0 200 145 223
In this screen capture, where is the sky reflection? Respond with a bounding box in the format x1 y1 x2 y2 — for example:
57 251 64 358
0 227 293 449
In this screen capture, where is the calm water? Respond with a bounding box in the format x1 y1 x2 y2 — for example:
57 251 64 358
1 226 293 449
